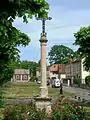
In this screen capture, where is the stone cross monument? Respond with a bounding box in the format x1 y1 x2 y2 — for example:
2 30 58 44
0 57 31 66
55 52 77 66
37 17 52 97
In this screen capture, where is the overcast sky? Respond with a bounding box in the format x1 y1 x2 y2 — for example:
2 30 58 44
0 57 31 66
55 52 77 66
13 0 90 62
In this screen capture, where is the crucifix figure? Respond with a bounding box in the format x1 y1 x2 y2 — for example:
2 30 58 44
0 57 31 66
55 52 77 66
36 17 52 36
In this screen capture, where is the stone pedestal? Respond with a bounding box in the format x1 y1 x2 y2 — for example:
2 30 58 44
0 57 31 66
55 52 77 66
40 87 48 98
34 97 52 113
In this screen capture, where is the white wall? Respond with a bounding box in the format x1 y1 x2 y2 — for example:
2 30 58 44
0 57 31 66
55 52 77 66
49 72 58 79
60 74 66 79
81 59 90 84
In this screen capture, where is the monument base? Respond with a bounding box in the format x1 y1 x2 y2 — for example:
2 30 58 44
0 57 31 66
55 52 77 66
40 86 48 98
34 97 52 114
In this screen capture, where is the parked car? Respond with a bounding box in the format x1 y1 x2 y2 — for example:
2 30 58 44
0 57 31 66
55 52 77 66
54 78 60 88
37 80 41 84
52 78 60 88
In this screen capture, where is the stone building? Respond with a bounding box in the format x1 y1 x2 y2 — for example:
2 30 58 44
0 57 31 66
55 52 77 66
36 64 66 82
13 69 29 82
36 67 50 81
65 58 90 84
49 64 66 80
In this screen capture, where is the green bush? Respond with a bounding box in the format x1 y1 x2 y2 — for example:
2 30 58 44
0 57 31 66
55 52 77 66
3 103 47 120
2 97 87 120
0 92 4 120
85 76 90 86
51 96 86 120
30 76 37 82
74 78 81 87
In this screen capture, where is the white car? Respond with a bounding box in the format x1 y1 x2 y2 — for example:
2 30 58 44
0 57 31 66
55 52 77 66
37 80 41 84
54 78 60 88
52 78 60 88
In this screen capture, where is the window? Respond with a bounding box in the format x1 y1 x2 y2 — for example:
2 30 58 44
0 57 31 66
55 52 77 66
15 75 21 80
22 74 28 80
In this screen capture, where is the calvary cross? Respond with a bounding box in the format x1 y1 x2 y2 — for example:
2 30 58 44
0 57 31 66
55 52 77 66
36 17 52 36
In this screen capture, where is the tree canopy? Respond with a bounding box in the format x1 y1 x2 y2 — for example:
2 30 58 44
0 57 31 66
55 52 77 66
48 45 74 65
74 26 90 71
19 60 39 76
0 0 49 20
0 31 30 85
10 60 39 81
0 0 49 85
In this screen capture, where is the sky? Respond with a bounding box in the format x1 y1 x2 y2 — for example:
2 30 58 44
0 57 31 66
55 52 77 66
13 0 90 62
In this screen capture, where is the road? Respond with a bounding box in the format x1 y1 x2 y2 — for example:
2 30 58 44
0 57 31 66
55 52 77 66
63 86 90 100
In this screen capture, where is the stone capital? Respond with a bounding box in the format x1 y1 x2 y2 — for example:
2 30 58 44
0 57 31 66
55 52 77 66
39 35 48 43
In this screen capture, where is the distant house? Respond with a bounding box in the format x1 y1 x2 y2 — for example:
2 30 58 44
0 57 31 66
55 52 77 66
49 64 66 80
12 69 29 82
36 64 66 81
65 58 90 84
36 67 50 81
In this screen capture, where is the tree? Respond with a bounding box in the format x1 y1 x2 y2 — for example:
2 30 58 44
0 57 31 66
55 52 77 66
12 60 39 81
0 0 49 20
48 45 74 65
0 0 49 84
85 76 90 86
74 26 90 71
19 61 39 76
0 31 30 85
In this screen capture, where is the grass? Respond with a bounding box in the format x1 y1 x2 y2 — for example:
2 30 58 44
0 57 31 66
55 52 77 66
0 82 89 119
84 107 90 112
0 82 74 100
0 82 40 99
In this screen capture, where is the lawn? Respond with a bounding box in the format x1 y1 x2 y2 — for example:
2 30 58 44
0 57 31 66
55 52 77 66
0 82 90 119
0 82 73 100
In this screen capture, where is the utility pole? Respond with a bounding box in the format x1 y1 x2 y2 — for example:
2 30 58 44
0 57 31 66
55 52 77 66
36 17 52 97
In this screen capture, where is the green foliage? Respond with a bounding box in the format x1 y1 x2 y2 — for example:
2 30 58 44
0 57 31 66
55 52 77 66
0 0 49 85
74 78 81 87
0 26 30 85
51 97 86 120
0 0 49 20
85 76 90 86
74 26 90 71
48 45 74 64
3 104 47 120
0 64 14 85
16 60 39 77
0 92 4 120
2 97 87 120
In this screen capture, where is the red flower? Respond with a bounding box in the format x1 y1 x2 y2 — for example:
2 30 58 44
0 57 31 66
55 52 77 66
77 114 80 117
67 114 71 117
3 109 8 117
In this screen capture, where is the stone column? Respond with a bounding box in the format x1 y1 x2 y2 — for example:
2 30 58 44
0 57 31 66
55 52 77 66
40 34 48 98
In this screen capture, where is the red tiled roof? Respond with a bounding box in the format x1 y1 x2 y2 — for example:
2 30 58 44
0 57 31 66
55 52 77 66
49 64 65 74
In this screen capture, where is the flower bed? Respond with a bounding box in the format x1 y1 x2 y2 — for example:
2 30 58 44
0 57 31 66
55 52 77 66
2 96 87 120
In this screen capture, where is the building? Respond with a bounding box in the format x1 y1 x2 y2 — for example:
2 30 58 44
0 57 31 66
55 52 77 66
12 69 29 82
49 64 66 80
36 64 66 81
36 67 50 81
65 58 90 84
